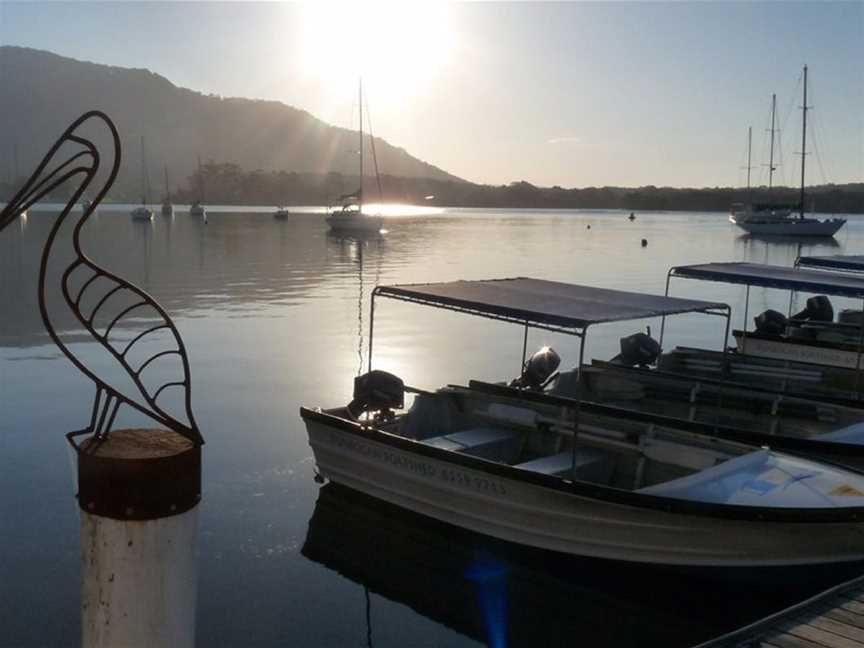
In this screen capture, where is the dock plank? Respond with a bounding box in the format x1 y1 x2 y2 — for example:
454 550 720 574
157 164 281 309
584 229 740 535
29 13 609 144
784 623 862 648
692 572 864 648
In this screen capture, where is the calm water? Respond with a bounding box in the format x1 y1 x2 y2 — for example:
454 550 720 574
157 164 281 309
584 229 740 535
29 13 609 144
1 206 862 647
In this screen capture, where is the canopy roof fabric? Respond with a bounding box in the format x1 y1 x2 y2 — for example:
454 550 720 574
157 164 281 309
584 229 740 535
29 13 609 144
670 262 864 299
373 277 728 333
797 256 864 273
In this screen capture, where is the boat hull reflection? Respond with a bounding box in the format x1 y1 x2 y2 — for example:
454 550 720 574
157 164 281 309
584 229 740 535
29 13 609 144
302 484 832 648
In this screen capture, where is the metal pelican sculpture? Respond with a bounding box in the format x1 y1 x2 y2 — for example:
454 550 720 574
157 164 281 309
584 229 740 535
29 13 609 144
0 111 202 446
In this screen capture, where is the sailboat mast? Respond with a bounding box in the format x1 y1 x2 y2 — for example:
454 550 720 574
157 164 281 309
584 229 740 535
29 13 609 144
799 65 808 220
359 78 363 207
768 93 777 190
140 135 148 205
746 126 752 198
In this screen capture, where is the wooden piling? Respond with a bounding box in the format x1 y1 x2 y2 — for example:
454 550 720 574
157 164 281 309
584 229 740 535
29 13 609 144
74 428 201 648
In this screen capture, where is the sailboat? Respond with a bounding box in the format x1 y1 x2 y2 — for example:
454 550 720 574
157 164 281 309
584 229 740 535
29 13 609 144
130 136 154 221
731 67 845 237
161 165 174 217
189 156 207 218
326 80 384 233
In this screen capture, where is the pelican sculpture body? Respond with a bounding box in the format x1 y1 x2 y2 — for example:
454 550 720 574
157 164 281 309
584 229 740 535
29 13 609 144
0 111 202 446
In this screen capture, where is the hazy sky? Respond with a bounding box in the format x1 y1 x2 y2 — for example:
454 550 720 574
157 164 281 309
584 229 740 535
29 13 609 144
1 1 862 188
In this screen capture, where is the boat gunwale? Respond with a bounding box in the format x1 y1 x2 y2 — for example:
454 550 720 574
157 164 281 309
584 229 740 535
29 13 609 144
300 405 864 523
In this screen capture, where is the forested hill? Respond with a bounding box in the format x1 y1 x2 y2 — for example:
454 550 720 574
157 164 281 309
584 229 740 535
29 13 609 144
0 46 463 199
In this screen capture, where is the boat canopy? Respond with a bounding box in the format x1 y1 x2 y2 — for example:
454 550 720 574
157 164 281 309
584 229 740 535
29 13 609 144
797 255 864 274
668 263 864 299
373 277 728 334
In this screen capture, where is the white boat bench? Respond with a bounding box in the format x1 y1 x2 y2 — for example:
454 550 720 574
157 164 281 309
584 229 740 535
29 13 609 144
423 427 522 462
514 447 612 482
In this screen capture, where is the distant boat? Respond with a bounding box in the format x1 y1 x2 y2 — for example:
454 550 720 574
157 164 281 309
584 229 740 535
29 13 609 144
326 80 384 233
161 165 174 217
189 156 207 217
731 68 845 237
81 198 92 212
274 206 291 220
130 135 154 221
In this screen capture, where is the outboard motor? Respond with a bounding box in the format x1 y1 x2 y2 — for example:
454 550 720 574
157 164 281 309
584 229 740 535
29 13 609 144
510 346 561 390
792 295 834 322
754 309 788 336
347 370 404 421
609 332 661 367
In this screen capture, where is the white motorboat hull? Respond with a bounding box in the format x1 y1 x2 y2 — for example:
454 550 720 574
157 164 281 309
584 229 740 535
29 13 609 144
304 415 864 568
735 218 845 236
734 332 862 369
326 213 383 232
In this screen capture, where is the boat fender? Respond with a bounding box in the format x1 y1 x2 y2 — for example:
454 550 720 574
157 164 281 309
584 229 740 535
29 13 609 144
510 346 561 390
754 310 787 336
347 370 404 421
792 295 834 322
609 332 660 367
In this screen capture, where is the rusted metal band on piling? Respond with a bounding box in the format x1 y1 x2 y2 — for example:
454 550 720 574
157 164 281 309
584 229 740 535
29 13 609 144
74 428 201 520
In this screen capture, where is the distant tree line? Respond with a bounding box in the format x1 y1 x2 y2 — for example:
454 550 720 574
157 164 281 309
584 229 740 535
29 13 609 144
2 162 861 213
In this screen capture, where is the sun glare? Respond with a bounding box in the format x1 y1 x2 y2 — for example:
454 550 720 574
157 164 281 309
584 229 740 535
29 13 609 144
299 1 453 105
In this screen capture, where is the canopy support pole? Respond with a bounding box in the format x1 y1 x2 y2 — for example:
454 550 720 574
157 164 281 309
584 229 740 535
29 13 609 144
368 291 377 373
521 322 529 372
855 297 864 397
571 330 587 479
659 269 673 350
741 285 750 354
716 308 732 427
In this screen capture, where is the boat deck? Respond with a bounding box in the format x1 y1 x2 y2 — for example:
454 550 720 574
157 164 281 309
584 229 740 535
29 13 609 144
695 572 864 648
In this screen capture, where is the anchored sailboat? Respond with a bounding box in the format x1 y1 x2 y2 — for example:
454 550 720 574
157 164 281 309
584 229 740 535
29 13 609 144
326 80 384 233
731 67 845 237
161 165 174 217
130 136 154 221
189 156 207 218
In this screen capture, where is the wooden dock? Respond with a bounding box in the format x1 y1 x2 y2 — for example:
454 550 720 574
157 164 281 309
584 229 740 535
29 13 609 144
695 573 864 648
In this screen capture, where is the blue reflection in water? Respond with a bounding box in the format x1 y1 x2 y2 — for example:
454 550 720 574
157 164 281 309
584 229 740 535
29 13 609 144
465 551 511 648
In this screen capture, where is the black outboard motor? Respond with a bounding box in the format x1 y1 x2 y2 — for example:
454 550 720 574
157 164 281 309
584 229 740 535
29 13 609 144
511 346 561 390
792 295 834 322
754 309 788 336
347 370 404 421
609 332 661 367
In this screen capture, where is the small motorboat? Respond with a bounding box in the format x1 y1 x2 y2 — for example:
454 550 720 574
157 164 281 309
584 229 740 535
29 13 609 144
273 206 291 220
301 277 864 569
130 205 153 221
663 261 864 405
189 201 206 218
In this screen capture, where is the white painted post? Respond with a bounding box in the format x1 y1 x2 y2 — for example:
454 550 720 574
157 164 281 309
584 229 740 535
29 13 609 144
73 428 202 648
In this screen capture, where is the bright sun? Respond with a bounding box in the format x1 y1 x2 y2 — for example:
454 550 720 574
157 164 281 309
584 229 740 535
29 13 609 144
299 1 454 104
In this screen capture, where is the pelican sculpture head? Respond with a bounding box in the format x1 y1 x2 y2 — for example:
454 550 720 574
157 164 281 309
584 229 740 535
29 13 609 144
1 111 203 447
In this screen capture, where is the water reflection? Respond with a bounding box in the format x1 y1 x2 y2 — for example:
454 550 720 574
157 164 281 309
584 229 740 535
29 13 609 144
3 208 864 646
303 484 821 648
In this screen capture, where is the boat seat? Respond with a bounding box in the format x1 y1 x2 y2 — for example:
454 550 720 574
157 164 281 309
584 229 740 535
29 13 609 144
513 447 613 483
423 427 522 462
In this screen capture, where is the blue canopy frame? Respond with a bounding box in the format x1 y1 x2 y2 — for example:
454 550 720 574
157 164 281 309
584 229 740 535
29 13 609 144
796 255 864 274
369 276 731 377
